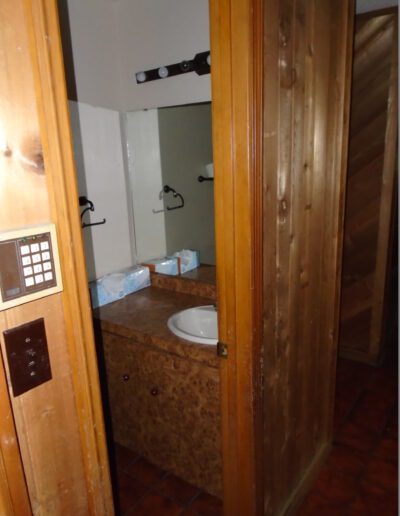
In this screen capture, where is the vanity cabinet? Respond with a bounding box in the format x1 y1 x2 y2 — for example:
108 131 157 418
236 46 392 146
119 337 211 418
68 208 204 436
102 330 222 497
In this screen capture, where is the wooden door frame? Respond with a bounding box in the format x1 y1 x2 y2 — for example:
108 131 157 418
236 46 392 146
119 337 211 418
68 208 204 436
0 0 264 513
210 0 264 514
19 0 114 513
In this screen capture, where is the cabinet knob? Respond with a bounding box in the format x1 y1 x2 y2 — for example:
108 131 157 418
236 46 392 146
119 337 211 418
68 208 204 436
150 387 159 396
122 374 130 382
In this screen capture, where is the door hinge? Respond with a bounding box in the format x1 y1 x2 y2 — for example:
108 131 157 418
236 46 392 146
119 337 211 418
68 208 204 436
217 341 228 358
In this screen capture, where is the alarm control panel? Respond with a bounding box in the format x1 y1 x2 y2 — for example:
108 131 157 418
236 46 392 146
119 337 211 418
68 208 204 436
0 224 63 311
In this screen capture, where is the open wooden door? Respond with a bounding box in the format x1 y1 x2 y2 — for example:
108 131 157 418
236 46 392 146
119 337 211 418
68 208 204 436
0 0 113 513
211 0 354 514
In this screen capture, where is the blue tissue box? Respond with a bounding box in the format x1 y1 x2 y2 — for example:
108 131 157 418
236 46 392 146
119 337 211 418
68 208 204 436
90 266 150 308
172 249 200 274
142 257 180 276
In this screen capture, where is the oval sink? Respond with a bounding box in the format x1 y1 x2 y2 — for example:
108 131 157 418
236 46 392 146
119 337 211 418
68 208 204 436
167 305 218 345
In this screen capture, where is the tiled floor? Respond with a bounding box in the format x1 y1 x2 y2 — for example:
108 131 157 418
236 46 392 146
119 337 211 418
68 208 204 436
299 350 398 515
109 351 397 515
109 444 223 515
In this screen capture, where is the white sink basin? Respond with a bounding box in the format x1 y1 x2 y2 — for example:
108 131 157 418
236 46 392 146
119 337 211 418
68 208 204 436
167 305 218 345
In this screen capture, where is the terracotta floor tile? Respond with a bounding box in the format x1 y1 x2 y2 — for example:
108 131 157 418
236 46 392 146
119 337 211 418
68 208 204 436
115 470 149 514
335 421 379 452
362 458 398 493
350 389 395 432
324 444 366 478
113 443 140 472
188 492 223 516
351 404 391 434
125 491 182 515
373 435 398 463
154 473 201 506
124 457 167 486
347 481 398 516
297 491 346 516
385 410 398 439
313 466 359 505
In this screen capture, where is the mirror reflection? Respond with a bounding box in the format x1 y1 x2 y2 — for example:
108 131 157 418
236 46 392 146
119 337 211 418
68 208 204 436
127 102 215 267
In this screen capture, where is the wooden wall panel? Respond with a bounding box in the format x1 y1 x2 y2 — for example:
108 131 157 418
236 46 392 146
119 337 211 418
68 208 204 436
339 11 398 364
0 311 31 516
0 0 113 513
262 1 354 514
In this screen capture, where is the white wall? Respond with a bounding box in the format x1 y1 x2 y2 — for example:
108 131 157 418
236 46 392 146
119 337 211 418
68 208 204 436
356 0 397 12
60 1 123 111
60 0 211 111
69 101 135 280
116 0 211 111
125 110 167 262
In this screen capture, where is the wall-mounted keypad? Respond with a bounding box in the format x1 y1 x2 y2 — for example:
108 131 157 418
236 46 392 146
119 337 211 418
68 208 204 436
18 236 56 291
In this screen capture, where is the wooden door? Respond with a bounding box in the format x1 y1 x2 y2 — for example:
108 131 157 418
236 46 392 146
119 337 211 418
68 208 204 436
339 9 398 365
211 0 354 514
0 0 113 513
262 1 354 514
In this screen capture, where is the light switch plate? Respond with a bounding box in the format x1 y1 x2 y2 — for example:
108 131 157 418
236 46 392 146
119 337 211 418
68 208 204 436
3 318 52 396
0 224 63 311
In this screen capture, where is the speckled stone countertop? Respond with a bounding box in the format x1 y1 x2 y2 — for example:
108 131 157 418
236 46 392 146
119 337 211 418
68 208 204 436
93 286 219 369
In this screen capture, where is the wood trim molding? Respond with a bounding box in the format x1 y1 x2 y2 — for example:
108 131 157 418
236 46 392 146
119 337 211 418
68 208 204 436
369 14 398 357
209 0 263 514
22 1 114 513
0 337 31 515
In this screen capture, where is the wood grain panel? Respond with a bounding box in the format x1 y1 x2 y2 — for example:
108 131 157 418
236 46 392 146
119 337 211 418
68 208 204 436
0 295 88 514
0 0 112 513
0 311 31 516
26 0 114 512
262 1 354 514
0 0 49 230
339 11 398 364
209 0 264 513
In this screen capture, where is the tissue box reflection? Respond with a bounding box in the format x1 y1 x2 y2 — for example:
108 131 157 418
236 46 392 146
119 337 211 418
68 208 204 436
89 265 150 308
172 249 200 274
142 257 180 276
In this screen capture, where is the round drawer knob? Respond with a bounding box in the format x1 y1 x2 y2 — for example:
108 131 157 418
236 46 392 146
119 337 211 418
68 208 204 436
122 374 130 382
150 387 159 396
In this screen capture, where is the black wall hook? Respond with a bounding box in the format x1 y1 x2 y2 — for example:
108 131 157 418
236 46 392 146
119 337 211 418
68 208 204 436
79 196 106 229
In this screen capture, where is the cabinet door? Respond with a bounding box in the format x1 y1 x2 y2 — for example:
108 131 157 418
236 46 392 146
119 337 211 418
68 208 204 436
102 331 222 496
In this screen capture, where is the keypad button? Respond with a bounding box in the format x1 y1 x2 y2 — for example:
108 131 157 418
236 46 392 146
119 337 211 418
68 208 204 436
23 266 33 277
32 254 41 263
40 241 49 251
35 274 44 284
43 261 52 271
30 243 40 253
22 256 32 266
25 277 34 287
41 251 50 261
44 271 53 282
20 245 30 255
33 264 43 274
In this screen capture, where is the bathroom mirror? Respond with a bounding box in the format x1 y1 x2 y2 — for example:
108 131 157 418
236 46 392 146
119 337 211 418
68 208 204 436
126 102 215 266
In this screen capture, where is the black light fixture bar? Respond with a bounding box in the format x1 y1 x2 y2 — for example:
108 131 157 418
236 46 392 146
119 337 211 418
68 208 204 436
135 51 210 84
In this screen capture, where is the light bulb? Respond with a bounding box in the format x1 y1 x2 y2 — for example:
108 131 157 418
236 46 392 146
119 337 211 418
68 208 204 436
206 53 211 66
136 71 147 83
158 66 169 78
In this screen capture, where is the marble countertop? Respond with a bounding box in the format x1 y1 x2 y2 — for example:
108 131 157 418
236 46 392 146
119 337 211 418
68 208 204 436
93 286 219 369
